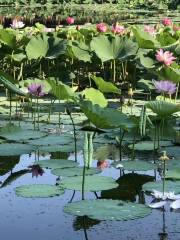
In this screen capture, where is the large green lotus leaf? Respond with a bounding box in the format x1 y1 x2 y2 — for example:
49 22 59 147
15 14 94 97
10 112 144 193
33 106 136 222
146 101 180 118
156 66 180 83
39 159 78 169
90 35 138 62
112 160 156 171
64 199 151 221
52 167 101 177
15 184 64 198
80 101 134 129
143 180 180 194
165 168 180 180
0 143 35 156
70 41 91 62
91 75 120 94
60 175 118 191
132 27 160 49
28 134 73 146
46 37 67 59
0 29 16 48
26 35 49 60
47 79 76 101
129 141 172 151
0 72 26 96
0 125 47 141
82 88 107 107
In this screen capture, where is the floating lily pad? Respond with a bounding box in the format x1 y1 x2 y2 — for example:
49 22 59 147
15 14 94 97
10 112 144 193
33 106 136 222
39 143 81 153
28 134 73 146
143 181 180 194
15 184 64 198
0 143 35 156
51 167 101 177
64 199 151 221
112 160 156 171
129 141 172 151
0 128 46 141
39 159 78 169
60 176 118 191
165 168 180 180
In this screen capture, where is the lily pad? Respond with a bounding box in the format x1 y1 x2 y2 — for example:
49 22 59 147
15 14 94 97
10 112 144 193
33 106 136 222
112 160 156 171
129 141 172 151
165 168 180 180
143 180 180 194
15 184 64 198
64 199 151 221
28 134 73 146
60 176 118 191
0 127 47 141
0 143 35 156
39 143 81 153
51 167 101 177
39 159 78 169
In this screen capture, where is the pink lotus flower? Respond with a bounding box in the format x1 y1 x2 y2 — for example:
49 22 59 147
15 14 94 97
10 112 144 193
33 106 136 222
112 24 125 34
28 83 45 97
76 25 81 31
153 80 177 95
66 17 74 25
11 19 25 29
96 23 107 33
97 160 109 169
162 18 172 26
144 25 156 36
156 49 176 66
28 164 44 178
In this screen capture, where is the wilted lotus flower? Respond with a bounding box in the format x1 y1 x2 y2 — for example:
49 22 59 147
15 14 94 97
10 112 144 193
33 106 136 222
66 16 74 25
144 25 156 36
153 80 177 95
97 160 109 169
162 18 172 26
96 23 107 33
28 83 45 97
156 49 176 66
11 19 25 29
28 164 44 178
111 24 125 34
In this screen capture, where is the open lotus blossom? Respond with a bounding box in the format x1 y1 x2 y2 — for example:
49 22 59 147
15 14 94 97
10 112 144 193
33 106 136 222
28 164 44 178
111 24 125 34
96 23 107 33
153 80 177 95
97 160 109 169
28 83 46 97
11 19 25 29
170 199 180 210
66 17 74 25
156 49 176 66
144 25 156 36
162 18 172 26
151 190 180 200
148 201 167 209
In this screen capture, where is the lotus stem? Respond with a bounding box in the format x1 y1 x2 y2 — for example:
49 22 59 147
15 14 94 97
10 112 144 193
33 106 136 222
162 159 166 196
82 164 86 200
9 91 12 124
175 83 179 103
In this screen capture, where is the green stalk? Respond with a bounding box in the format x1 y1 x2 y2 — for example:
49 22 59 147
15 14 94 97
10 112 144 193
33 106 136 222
37 98 39 130
82 164 86 200
162 159 166 196
113 59 116 82
9 91 12 124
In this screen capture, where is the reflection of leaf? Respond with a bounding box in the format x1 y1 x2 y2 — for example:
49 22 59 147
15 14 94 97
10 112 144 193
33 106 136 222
0 156 20 176
102 173 154 201
1 169 29 188
73 216 100 231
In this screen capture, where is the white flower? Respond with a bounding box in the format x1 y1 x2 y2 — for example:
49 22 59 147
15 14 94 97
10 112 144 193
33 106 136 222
11 20 25 29
170 200 180 210
148 201 167 209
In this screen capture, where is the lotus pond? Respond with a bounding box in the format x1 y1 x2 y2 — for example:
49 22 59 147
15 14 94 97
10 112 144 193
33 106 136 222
0 16 180 240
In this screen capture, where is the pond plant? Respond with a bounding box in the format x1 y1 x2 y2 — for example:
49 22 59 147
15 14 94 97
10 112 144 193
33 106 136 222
0 8 179 240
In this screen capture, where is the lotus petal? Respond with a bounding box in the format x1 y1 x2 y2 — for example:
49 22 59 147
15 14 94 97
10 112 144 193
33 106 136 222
148 201 167 209
170 200 180 210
